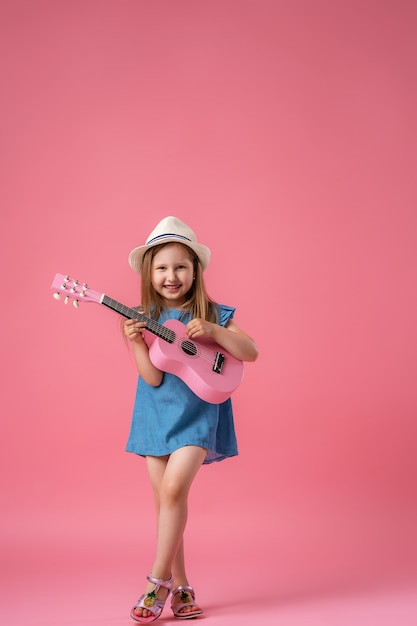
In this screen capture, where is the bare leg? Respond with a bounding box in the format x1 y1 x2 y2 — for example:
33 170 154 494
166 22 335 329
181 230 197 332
132 446 206 619
172 537 187 585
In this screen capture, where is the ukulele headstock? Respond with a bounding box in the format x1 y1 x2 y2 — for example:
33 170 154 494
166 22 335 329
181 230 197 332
51 273 102 307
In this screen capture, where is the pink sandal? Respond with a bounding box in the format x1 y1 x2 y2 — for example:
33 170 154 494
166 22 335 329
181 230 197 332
130 574 173 623
171 586 203 620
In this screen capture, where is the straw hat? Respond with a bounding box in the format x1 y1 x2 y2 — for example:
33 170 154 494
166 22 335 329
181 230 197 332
128 216 211 274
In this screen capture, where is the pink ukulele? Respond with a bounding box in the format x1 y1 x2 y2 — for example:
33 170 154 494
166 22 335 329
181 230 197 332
51 273 244 404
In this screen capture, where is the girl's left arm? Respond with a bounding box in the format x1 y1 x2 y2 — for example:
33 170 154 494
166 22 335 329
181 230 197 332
186 318 258 362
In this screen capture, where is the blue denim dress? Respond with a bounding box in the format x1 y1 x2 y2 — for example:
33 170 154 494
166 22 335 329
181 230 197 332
126 305 238 464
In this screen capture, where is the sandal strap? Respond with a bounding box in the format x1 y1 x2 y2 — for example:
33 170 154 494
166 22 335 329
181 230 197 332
171 585 195 599
147 573 174 591
171 585 203 619
131 575 173 621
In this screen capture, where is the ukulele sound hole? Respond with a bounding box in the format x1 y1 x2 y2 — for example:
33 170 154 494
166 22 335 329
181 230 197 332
181 340 198 357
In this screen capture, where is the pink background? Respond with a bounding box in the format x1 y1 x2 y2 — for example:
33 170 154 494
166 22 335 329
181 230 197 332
1 1 416 624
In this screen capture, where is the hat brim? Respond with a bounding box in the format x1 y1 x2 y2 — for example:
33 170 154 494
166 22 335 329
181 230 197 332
128 237 211 274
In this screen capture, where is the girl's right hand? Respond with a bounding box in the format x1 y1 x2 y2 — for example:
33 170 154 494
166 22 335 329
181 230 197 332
124 319 147 343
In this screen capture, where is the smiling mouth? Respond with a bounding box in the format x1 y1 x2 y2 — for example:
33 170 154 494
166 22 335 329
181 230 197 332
164 284 181 290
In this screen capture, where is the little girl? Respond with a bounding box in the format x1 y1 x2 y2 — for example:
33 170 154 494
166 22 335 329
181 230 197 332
124 216 258 622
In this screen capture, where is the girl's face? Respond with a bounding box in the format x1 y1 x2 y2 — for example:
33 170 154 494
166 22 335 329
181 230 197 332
151 243 195 308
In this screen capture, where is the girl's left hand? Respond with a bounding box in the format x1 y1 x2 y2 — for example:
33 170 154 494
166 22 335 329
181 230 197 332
186 318 214 339
187 317 259 362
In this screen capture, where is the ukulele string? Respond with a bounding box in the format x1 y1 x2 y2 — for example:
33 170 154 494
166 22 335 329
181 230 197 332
104 298 223 365
58 289 225 365
172 336 221 365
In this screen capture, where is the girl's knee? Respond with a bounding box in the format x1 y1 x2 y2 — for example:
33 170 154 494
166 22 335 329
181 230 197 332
161 478 188 505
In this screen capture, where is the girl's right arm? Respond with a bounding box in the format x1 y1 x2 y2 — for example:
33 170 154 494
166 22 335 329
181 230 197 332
124 319 164 386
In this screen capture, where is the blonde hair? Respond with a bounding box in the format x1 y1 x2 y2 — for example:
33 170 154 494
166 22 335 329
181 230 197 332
140 243 218 323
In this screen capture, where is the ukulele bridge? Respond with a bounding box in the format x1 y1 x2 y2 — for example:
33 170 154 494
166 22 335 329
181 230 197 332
213 352 225 374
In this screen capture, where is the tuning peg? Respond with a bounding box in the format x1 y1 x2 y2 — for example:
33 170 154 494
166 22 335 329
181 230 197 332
64 296 69 304
73 300 79 308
